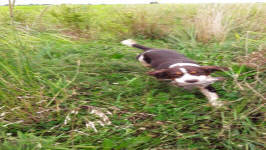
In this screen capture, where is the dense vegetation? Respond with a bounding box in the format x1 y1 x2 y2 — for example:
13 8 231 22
0 4 265 149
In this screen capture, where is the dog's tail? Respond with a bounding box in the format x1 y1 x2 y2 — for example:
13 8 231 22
121 39 151 51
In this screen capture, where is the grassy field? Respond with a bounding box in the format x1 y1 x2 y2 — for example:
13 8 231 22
0 4 265 150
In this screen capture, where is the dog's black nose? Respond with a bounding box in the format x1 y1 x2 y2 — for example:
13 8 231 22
185 80 198 83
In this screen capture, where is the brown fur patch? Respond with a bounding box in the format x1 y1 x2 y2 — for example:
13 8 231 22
185 66 208 76
148 68 184 79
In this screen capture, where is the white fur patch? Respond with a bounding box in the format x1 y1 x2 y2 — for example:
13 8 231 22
169 63 200 68
174 68 218 87
138 55 151 67
121 39 136 47
199 87 223 107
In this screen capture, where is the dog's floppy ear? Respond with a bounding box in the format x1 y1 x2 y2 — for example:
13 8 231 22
148 69 169 79
200 66 229 74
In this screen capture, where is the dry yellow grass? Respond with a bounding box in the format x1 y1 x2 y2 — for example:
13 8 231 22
194 4 266 43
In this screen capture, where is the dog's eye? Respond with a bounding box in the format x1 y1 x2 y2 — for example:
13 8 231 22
176 72 182 75
190 71 197 74
174 72 183 78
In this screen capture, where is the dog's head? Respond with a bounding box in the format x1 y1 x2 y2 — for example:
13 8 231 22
148 66 228 87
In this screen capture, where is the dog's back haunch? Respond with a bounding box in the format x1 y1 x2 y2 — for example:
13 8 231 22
121 39 228 107
121 39 197 69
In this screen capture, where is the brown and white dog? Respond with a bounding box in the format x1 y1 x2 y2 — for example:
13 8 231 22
121 39 228 107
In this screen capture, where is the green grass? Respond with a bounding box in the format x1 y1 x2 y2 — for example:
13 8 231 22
0 4 265 150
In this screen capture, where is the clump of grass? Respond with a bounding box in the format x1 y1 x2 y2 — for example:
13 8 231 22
117 6 177 39
0 131 67 150
49 5 92 39
0 9 34 26
237 49 266 70
50 5 89 29
193 4 266 43
194 5 230 43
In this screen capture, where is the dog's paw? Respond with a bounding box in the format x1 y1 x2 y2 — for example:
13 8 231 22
211 100 224 107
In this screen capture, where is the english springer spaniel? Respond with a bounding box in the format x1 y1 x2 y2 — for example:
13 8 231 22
121 39 228 107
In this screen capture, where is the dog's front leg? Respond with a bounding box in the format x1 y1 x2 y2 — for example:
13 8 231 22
198 85 223 107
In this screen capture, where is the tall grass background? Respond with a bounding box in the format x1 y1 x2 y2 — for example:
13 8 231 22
0 3 265 150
